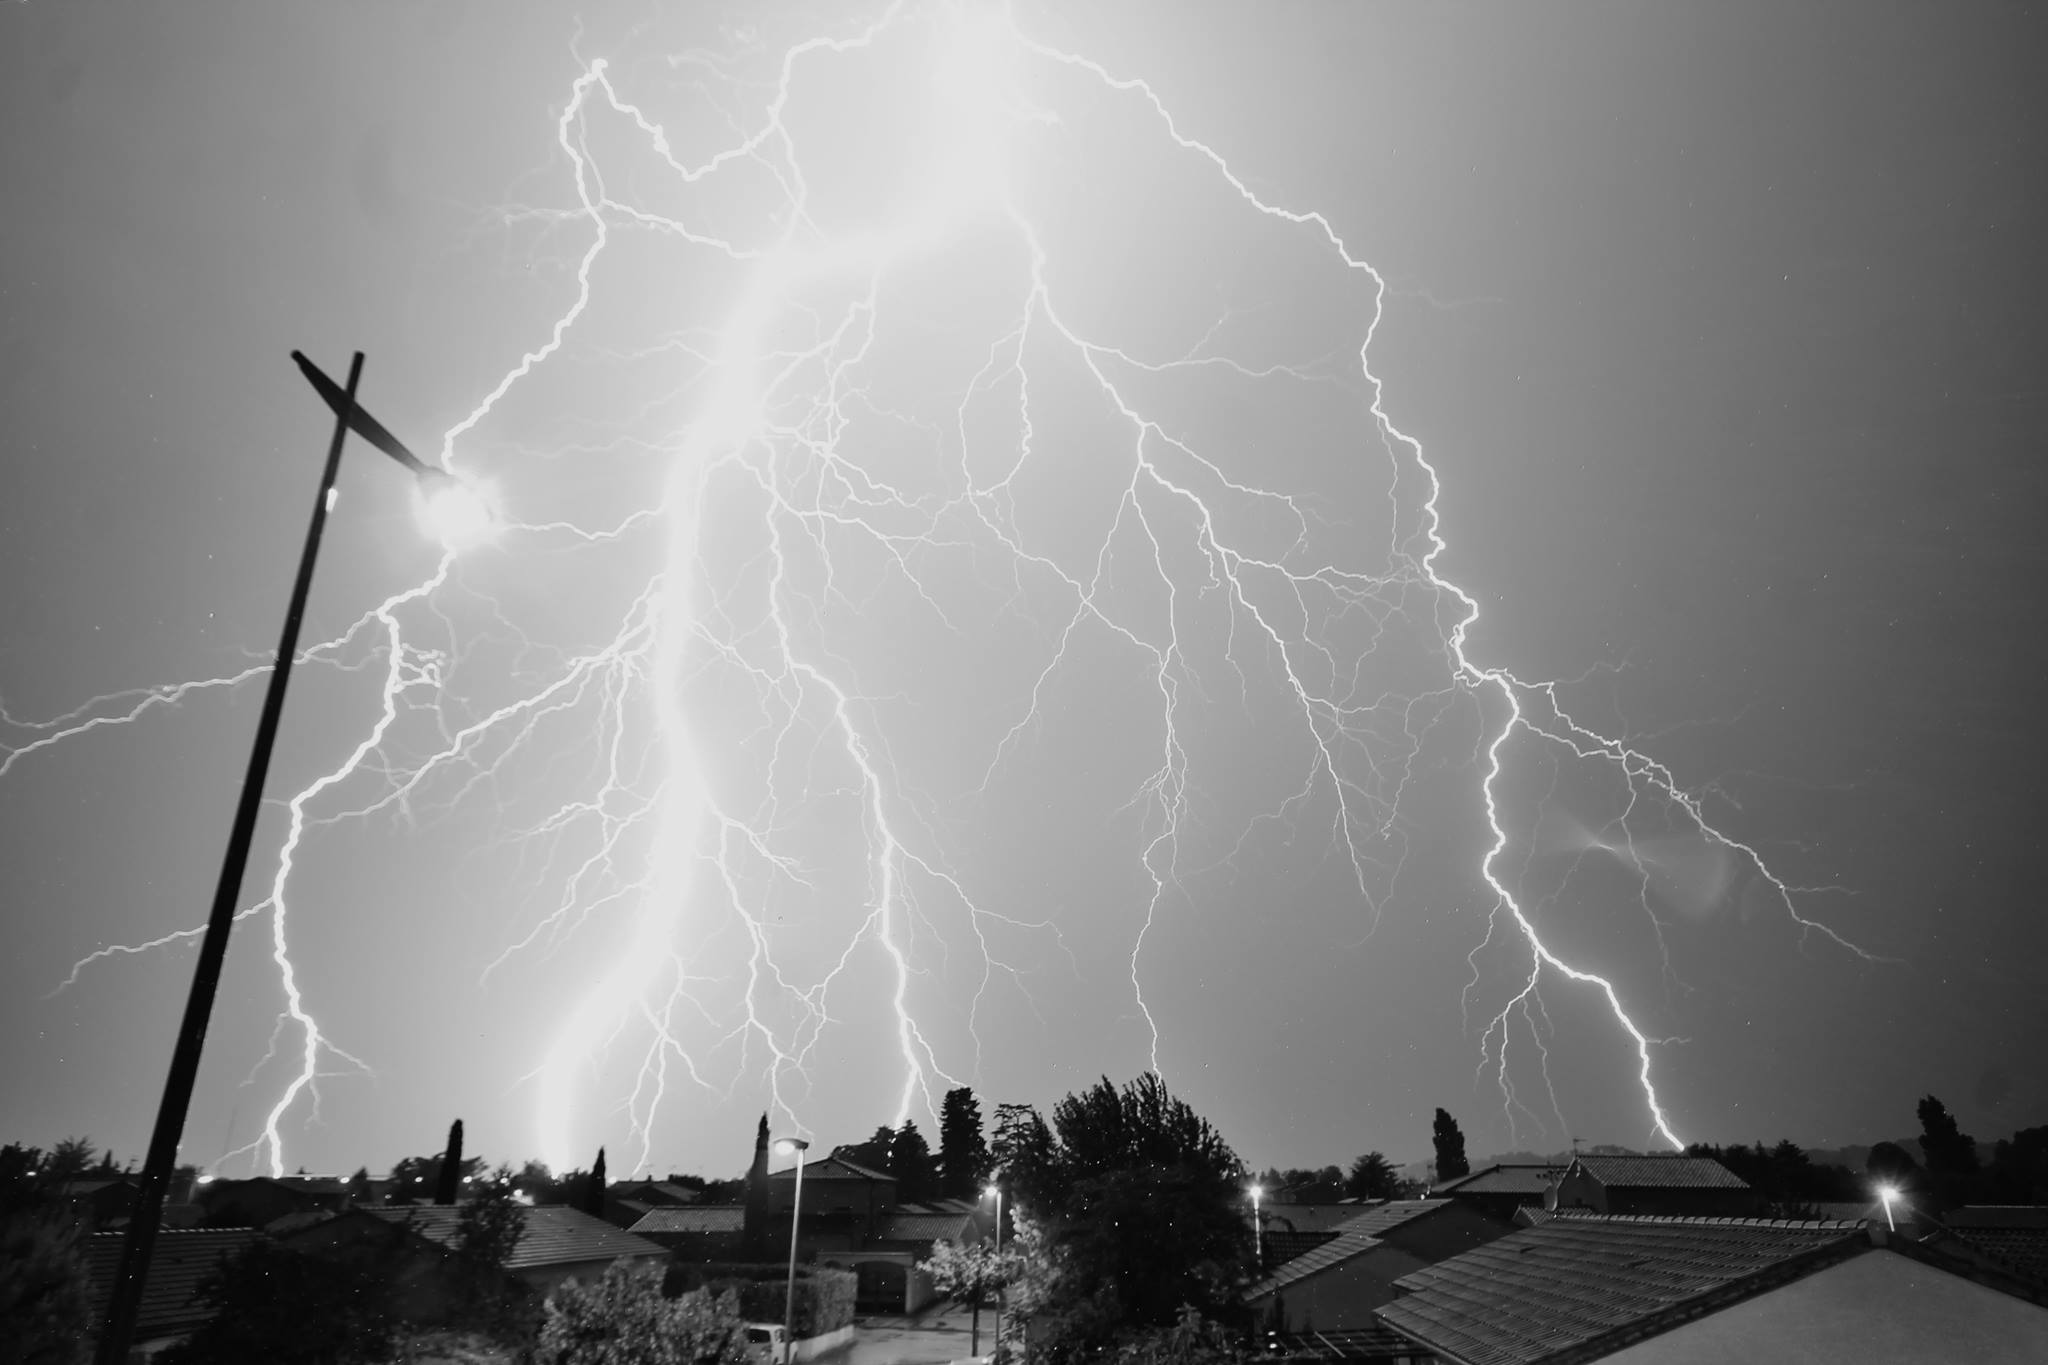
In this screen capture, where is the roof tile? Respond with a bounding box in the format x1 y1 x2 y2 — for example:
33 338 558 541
368 1205 664 1270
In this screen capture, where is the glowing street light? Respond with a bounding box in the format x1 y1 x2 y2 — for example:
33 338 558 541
1876 1183 1899 1233
1249 1182 1264 1270
96 352 486 1365
985 1182 1004 1363
774 1137 810 1365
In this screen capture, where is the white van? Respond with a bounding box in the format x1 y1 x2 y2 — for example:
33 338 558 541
744 1323 788 1364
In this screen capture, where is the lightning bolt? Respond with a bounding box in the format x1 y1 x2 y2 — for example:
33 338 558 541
8 0 1876 1173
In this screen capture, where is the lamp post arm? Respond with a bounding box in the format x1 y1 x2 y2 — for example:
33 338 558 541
95 352 365 1365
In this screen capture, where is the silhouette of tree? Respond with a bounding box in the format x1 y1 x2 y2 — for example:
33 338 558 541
991 1104 1059 1213
454 1165 528 1328
436 1118 465 1205
47 1137 95 1184
1916 1095 1978 1174
584 1147 608 1219
0 1206 91 1363
940 1087 991 1199
891 1121 938 1203
837 1125 896 1173
1867 1140 1921 1188
1345 1152 1398 1201
346 1167 374 1206
1432 1109 1469 1183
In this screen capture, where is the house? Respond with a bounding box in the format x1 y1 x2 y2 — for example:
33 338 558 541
818 1205 981 1315
1922 1206 2048 1294
1548 1154 1761 1218
1432 1163 1572 1222
1375 1210 2048 1363
627 1205 747 1260
194 1174 350 1228
604 1178 702 1228
282 1204 667 1305
1246 1200 1513 1332
85 1227 259 1359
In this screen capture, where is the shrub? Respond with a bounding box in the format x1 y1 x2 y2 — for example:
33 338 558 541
660 1264 855 1338
0 1209 92 1365
158 1240 397 1365
538 1262 747 1365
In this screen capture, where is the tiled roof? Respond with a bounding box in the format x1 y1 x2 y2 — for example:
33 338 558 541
1436 1165 1567 1198
876 1211 979 1243
1249 1230 1385 1298
1939 1206 2048 1283
87 1229 259 1339
1376 1212 1865 1365
1264 1230 1338 1269
1331 1199 1454 1239
367 1205 664 1270
1264 1203 1382 1234
1571 1155 1748 1190
629 1206 745 1234
770 1156 892 1182
609 1180 700 1205
1264 1323 1427 1361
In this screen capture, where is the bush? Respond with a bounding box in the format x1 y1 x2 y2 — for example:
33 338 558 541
538 1262 748 1365
158 1240 397 1365
661 1264 856 1337
0 1210 92 1365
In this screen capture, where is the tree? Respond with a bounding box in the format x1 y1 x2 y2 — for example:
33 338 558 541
537 1261 748 1365
158 1240 397 1365
743 1116 772 1259
1015 1074 1251 1351
991 1104 1059 1213
387 1153 481 1205
436 1119 466 1205
345 1167 374 1206
891 1121 937 1204
837 1125 896 1173
1431 1109 1469 1184
1867 1141 1921 1189
584 1147 608 1219
940 1087 991 1200
1345 1152 1398 1202
921 1237 1015 1357
514 1159 559 1205
46 1138 95 1185
1916 1095 1978 1175
454 1165 528 1328
0 1208 92 1365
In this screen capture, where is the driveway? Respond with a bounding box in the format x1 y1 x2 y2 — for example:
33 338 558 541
832 1303 998 1365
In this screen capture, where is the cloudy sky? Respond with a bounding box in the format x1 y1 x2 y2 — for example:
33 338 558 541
3 0 2043 1183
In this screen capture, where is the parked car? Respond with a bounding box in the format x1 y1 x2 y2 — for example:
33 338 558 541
744 1323 788 1364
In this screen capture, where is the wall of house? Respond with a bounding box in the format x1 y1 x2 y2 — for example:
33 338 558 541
1252 1245 1430 1332
1596 1250 2048 1364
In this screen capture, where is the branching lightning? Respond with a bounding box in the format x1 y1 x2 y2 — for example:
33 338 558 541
4 0 1875 1172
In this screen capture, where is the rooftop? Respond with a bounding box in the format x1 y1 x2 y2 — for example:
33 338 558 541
876 1211 979 1243
769 1155 893 1183
1435 1165 1568 1198
1330 1199 1457 1239
1249 1229 1387 1298
1376 1211 1866 1365
86 1228 258 1339
629 1206 745 1235
1569 1154 1749 1190
366 1204 664 1270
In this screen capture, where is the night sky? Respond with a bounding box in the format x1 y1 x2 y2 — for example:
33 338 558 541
3 1 2044 1183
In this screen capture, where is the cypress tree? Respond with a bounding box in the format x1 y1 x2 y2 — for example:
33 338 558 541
1432 1108 1470 1183
436 1119 465 1205
583 1147 607 1218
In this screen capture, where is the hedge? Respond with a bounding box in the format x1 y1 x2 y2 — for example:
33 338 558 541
664 1263 858 1338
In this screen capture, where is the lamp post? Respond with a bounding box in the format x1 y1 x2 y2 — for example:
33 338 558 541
1876 1183 1899 1233
775 1137 810 1365
1249 1182 1264 1271
986 1182 1004 1364
94 352 488 1365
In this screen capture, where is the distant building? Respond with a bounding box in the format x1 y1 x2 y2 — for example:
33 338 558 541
282 1204 666 1305
1376 1210 2048 1363
194 1175 349 1229
628 1205 747 1260
1246 1199 1513 1332
603 1178 702 1228
1436 1154 1757 1222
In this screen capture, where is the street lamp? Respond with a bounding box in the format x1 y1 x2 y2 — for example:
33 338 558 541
775 1137 810 1365
986 1182 1004 1365
1876 1183 1899 1233
94 352 489 1365
1249 1182 1264 1271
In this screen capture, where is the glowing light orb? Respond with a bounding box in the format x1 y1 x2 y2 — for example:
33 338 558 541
412 474 499 551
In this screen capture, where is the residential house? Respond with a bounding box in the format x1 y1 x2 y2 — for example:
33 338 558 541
818 1203 981 1314
1246 1200 1513 1332
61 1177 141 1227
628 1205 747 1260
1548 1154 1761 1218
283 1203 667 1307
85 1227 259 1360
194 1174 350 1229
1375 1210 2048 1363
604 1177 701 1229
1432 1163 1573 1222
